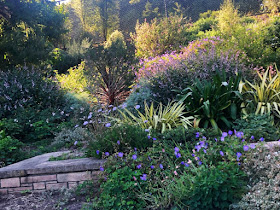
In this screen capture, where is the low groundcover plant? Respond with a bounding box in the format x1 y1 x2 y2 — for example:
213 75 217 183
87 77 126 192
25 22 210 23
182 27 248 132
87 129 261 209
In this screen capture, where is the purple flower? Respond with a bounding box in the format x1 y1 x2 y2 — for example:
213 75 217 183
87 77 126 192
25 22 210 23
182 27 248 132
174 147 180 152
140 174 147 181
105 123 111 127
147 135 151 139
144 120 148 123
236 152 242 161
181 161 185 165
96 150 100 155
203 149 207 154
74 141 78 146
118 152 124 157
74 125 79 128
221 136 225 141
100 167 104 171
134 147 137 151
135 105 140 109
236 131 244 138
159 164 163 169
260 137 264 142
113 107 117 111
192 154 195 157
185 163 189 167
195 132 200 138
145 129 149 132
222 132 228 137
198 161 202 165
148 156 151 161
228 130 233 135
151 165 155 169
251 136 255 140
105 152 110 156
195 145 201 152
137 164 141 169
152 137 157 141
220 151 224 156
176 153 181 158
132 154 137 160
250 144 256 149
243 145 249 151
83 121 89 126
117 140 120 145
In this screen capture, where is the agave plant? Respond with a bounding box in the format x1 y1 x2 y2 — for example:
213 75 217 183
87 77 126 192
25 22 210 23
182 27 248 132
241 66 280 118
114 101 193 133
177 72 243 132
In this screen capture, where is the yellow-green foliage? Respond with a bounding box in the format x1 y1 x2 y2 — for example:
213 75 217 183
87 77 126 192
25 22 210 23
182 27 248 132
217 0 241 36
241 67 280 117
105 30 127 50
131 15 190 58
263 0 280 13
55 61 89 94
115 101 193 133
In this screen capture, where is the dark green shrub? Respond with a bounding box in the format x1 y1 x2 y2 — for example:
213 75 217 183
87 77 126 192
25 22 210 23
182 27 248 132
233 114 279 142
91 166 146 209
153 126 218 145
0 130 25 166
177 72 243 132
184 162 246 210
0 69 91 142
86 124 153 158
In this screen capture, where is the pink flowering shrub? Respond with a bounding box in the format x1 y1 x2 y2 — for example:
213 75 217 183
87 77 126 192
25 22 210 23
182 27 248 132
132 37 249 105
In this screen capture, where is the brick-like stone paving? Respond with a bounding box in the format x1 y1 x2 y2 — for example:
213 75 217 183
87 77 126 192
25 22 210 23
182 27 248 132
0 151 105 194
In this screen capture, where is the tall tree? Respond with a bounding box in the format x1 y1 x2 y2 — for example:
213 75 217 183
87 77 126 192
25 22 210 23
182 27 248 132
0 0 66 68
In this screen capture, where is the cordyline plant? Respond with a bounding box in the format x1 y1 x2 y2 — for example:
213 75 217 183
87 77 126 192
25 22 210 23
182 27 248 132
86 31 137 105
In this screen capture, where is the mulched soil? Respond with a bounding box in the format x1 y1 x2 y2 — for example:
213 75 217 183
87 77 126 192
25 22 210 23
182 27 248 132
0 190 89 210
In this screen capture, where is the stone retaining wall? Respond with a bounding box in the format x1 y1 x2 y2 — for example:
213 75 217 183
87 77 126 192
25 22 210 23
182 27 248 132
0 151 105 195
0 170 100 194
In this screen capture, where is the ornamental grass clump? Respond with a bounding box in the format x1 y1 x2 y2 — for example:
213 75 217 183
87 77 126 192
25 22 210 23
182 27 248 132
115 101 193 133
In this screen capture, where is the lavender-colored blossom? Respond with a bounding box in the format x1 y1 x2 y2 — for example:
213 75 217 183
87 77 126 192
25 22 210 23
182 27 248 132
251 136 255 140
105 152 110 156
145 129 149 132
151 165 155 169
198 161 202 165
144 120 148 123
176 153 181 158
250 144 256 149
113 107 117 111
118 152 124 157
195 145 201 152
100 167 104 171
260 137 264 142
222 132 228 137
195 132 200 138
181 161 185 165
228 130 233 135
140 174 147 181
159 164 163 169
135 105 140 109
96 150 100 155
174 147 180 152
105 123 111 127
137 164 141 169
132 154 137 160
185 163 190 167
243 145 249 151
74 141 78 146
236 131 244 138
74 125 79 128
203 149 207 154
117 140 120 145
153 137 157 141
220 136 225 141
83 121 89 126
220 151 224 156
